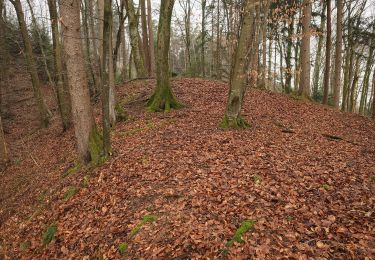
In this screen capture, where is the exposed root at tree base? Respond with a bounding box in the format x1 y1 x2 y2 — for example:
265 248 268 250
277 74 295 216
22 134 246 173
146 91 183 112
219 115 250 129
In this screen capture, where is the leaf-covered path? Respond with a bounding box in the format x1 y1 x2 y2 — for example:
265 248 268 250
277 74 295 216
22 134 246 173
1 78 375 258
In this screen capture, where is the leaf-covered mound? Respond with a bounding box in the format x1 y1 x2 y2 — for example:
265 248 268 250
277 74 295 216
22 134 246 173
1 78 374 259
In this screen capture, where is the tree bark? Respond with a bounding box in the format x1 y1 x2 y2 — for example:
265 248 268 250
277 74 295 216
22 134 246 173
59 0 103 164
0 0 9 166
201 0 206 77
220 1 256 129
10 0 51 127
26 0 54 87
322 0 331 104
47 0 71 130
101 0 114 156
124 0 147 78
298 0 311 97
140 0 151 75
312 0 326 100
333 0 343 108
147 0 156 77
146 0 182 112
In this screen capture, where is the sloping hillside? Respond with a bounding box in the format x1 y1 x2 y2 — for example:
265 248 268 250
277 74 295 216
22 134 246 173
1 78 374 259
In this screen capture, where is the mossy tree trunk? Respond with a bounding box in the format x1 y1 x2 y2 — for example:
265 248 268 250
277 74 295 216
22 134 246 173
0 0 9 115
47 0 71 131
59 0 103 164
10 0 51 128
220 1 256 129
124 0 147 78
146 0 182 112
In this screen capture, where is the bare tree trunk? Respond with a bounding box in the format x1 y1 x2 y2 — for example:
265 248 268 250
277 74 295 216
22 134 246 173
215 0 221 79
147 0 156 77
359 46 374 114
59 0 103 164
220 1 256 129
146 0 182 112
298 0 311 97
125 0 147 77
322 0 331 104
26 0 54 87
88 0 102 95
333 0 343 108
101 0 113 156
47 0 71 130
0 0 9 115
10 0 51 127
261 0 270 89
0 0 9 166
312 0 326 100
113 0 126 76
121 24 128 80
140 0 151 75
372 66 375 119
201 0 206 77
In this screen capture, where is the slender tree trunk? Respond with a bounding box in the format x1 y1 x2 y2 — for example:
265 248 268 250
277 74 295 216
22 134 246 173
59 0 103 164
312 0 326 100
349 53 361 112
0 0 9 115
322 0 331 104
88 0 102 95
140 0 151 75
298 0 311 97
261 0 270 89
26 0 54 87
215 0 221 79
333 0 343 108
102 0 113 156
220 1 256 129
10 0 51 127
47 0 71 130
0 0 9 166
113 0 126 76
146 0 182 112
147 0 156 77
82 0 98 97
124 0 147 77
285 15 295 93
372 66 375 119
359 46 374 114
121 24 128 80
201 0 206 77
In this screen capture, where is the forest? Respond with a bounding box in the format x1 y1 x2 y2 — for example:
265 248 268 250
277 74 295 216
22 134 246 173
0 0 374 258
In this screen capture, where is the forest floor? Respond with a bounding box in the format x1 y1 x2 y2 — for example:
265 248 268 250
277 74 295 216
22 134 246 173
0 68 375 258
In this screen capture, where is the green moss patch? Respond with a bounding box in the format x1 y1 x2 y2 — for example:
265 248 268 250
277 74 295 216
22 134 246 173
129 214 157 238
88 128 105 165
42 224 57 245
61 163 82 178
118 242 128 255
64 186 78 200
223 220 256 251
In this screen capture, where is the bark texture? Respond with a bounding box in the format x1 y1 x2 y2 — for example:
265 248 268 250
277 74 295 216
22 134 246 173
333 0 343 108
298 0 311 97
220 1 256 129
59 0 103 164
